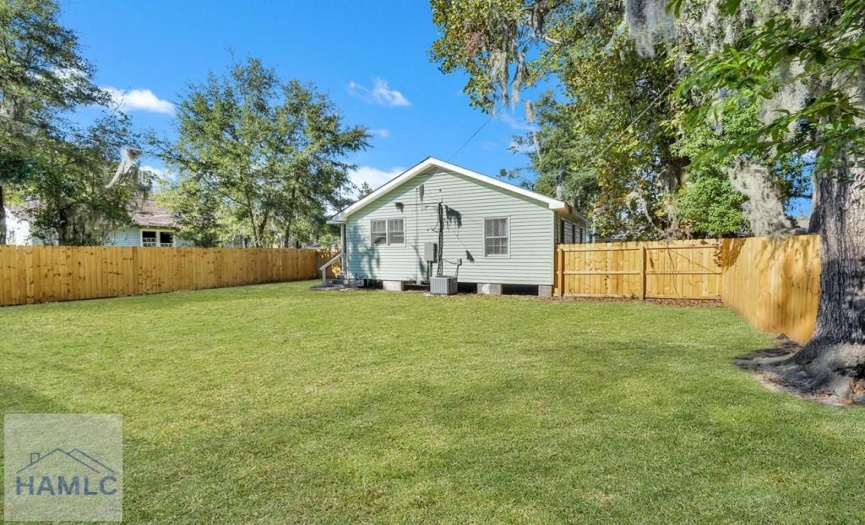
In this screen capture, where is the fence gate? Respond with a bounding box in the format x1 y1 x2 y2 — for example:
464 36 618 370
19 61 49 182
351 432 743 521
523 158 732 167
554 240 723 300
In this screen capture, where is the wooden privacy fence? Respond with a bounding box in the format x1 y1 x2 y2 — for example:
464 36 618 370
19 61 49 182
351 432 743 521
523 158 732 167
555 235 821 344
555 239 722 300
719 235 820 345
0 246 319 307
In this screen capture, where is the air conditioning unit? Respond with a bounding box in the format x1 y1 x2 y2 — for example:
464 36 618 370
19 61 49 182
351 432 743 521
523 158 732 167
430 275 457 295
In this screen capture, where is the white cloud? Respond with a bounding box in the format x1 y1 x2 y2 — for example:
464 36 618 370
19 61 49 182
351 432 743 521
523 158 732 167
103 87 175 115
500 111 538 132
348 78 411 107
140 165 164 177
348 166 405 196
369 128 390 138
140 165 179 186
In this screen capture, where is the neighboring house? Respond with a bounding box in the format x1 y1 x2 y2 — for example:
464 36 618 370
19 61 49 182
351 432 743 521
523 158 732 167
3 204 39 245
327 157 590 295
3 199 190 247
106 199 191 247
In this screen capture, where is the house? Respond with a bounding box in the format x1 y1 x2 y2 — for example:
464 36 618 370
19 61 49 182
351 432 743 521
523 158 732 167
3 199 190 247
327 157 590 296
3 203 37 245
106 199 191 247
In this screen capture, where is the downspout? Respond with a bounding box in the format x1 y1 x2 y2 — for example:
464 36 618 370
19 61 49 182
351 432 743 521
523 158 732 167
415 186 420 284
340 223 347 278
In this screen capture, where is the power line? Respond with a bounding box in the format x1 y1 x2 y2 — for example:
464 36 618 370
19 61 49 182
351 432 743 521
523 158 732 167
590 69 687 162
447 102 506 161
447 68 684 168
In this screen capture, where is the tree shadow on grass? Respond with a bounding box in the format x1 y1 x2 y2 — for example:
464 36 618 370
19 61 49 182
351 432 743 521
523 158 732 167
0 381 70 414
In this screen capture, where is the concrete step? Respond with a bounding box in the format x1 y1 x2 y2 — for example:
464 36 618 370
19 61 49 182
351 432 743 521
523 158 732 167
310 283 344 291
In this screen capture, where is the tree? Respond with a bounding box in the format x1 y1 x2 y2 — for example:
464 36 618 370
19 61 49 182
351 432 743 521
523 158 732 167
431 0 691 239
21 113 153 245
671 102 808 237
160 58 370 247
664 0 865 399
158 178 223 247
429 0 807 240
0 0 107 244
357 181 374 199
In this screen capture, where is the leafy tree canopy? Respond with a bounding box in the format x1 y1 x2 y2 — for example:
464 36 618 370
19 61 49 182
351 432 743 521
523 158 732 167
160 57 370 247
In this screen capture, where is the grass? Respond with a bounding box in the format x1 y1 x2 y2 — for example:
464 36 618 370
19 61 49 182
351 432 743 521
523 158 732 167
2 282 865 524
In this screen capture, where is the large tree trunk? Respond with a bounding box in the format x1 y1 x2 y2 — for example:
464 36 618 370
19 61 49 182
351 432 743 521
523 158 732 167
763 163 865 400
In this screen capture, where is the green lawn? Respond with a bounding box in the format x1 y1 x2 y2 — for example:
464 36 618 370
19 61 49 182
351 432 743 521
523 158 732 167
2 282 864 524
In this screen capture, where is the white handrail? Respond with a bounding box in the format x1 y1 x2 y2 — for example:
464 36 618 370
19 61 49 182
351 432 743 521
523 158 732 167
319 252 342 285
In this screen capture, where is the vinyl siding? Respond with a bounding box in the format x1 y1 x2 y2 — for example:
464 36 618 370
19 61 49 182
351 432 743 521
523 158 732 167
105 228 192 247
345 168 555 285
4 208 37 245
106 228 142 247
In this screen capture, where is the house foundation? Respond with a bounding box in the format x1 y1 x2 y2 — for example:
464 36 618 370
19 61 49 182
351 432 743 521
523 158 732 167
538 285 553 298
477 283 502 295
383 280 404 292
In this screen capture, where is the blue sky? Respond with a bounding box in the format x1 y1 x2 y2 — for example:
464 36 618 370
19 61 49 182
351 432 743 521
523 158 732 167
60 0 538 194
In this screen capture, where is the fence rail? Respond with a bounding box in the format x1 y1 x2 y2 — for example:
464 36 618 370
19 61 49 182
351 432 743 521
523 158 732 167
0 246 319 307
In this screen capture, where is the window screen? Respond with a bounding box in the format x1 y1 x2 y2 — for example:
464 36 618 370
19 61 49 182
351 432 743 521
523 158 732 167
484 218 509 256
387 219 404 245
370 220 387 245
159 232 174 246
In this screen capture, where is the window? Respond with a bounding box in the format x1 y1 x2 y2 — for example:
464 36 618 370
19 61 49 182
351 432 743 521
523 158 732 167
370 219 404 246
371 220 387 245
142 230 174 247
484 218 509 257
142 231 157 247
387 219 404 245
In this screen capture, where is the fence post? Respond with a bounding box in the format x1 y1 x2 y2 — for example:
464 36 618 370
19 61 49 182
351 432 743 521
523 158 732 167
640 246 647 300
556 246 564 297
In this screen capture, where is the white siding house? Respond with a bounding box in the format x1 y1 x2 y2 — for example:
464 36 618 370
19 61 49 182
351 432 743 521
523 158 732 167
104 200 191 247
4 199 190 247
3 204 40 245
328 157 589 294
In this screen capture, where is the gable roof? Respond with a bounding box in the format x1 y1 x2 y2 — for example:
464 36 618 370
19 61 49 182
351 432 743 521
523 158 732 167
329 157 581 224
131 199 178 229
4 199 179 229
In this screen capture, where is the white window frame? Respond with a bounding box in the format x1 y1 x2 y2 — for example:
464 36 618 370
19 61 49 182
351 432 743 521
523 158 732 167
386 218 404 245
370 218 405 247
370 220 387 245
140 229 175 247
483 217 510 258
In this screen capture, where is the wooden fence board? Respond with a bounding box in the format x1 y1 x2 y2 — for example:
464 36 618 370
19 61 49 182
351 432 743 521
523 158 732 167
719 235 820 344
0 246 320 307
